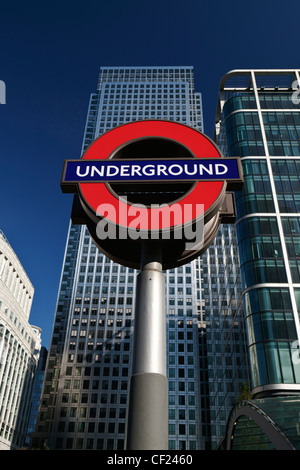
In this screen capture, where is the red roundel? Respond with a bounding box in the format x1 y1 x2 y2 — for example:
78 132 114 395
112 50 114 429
79 120 224 231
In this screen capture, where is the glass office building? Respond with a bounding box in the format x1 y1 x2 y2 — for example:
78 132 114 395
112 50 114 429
31 66 207 450
214 69 300 449
25 346 47 446
202 223 250 448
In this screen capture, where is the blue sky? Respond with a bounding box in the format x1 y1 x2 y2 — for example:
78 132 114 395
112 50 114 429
0 0 299 347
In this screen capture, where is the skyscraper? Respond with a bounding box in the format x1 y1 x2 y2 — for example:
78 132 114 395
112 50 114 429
202 222 250 448
32 66 206 450
25 346 48 447
213 69 300 449
0 230 42 450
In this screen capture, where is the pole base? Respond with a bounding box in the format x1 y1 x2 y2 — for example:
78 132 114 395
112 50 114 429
126 372 168 450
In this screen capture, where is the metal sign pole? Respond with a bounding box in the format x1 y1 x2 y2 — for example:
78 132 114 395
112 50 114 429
126 241 168 450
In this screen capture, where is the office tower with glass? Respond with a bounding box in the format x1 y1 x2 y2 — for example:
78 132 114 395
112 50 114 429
202 223 250 449
25 346 48 446
31 66 206 450
214 69 300 449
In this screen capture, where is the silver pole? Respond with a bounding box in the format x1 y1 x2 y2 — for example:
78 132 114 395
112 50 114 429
126 242 168 450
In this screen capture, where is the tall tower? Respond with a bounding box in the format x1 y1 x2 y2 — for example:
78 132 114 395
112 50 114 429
0 230 41 449
32 66 206 450
214 69 300 450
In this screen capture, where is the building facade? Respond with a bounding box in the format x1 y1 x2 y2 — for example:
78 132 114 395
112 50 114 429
32 66 207 450
25 346 47 446
214 69 300 449
202 223 250 448
0 230 41 449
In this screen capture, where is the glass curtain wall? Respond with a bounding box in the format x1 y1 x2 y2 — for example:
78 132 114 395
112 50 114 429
216 70 300 397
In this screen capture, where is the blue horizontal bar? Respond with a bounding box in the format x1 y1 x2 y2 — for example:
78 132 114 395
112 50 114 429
63 158 241 182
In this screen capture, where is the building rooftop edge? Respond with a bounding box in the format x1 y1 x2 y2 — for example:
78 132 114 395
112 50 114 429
0 230 34 292
98 65 194 69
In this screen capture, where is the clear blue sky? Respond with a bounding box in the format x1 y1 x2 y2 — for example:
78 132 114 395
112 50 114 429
0 0 299 347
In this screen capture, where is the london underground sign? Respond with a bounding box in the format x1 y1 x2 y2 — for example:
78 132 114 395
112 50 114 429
61 119 243 450
61 120 243 269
